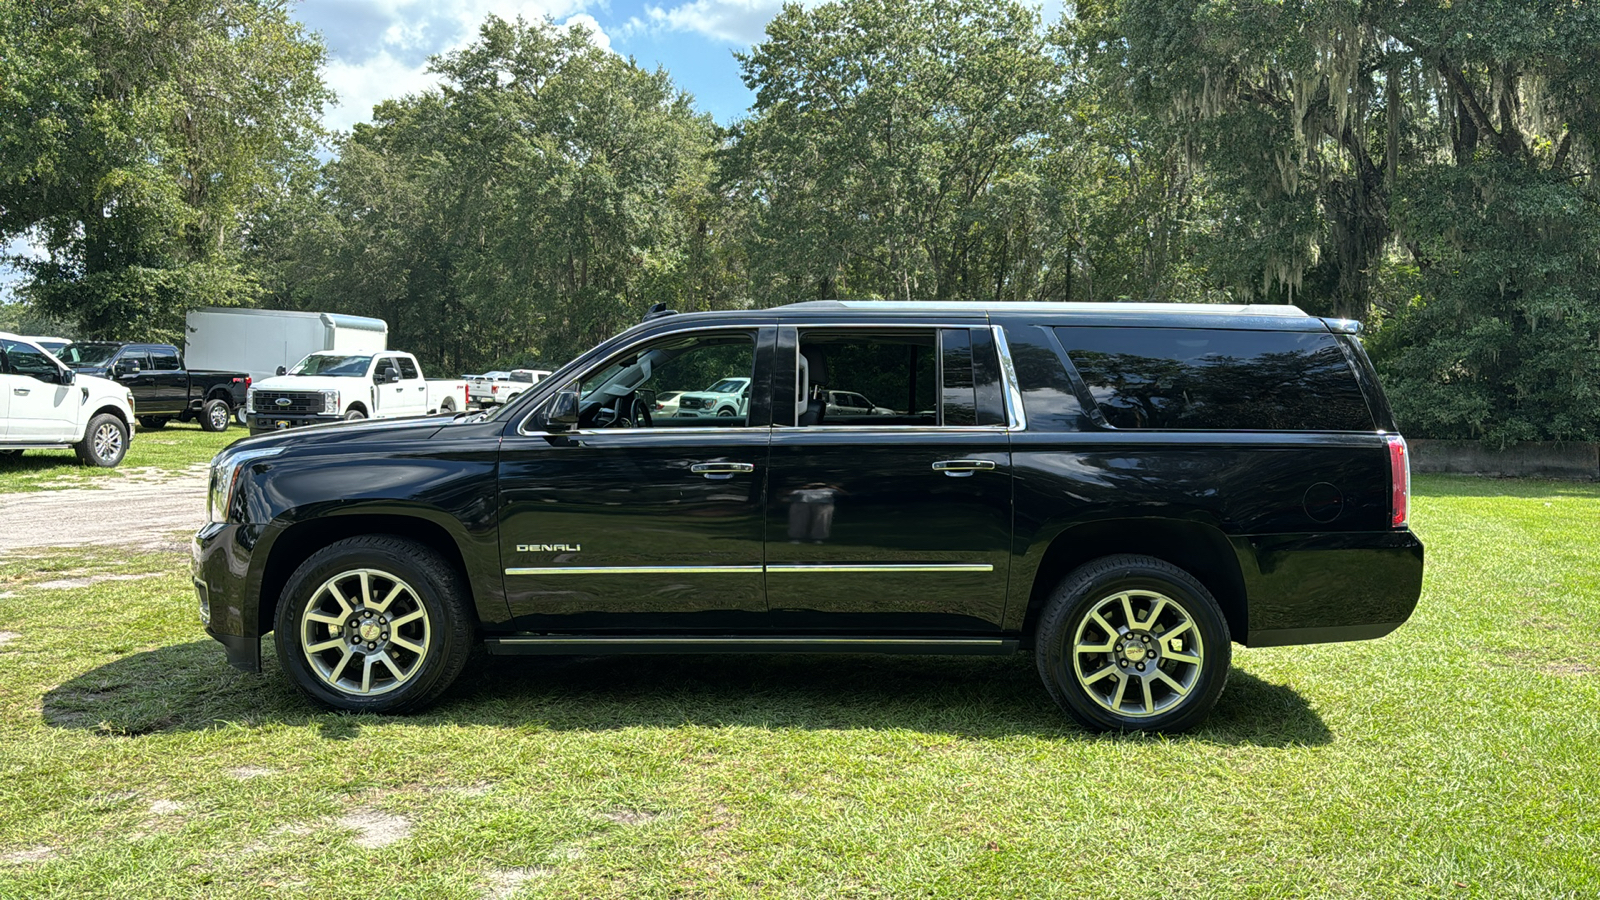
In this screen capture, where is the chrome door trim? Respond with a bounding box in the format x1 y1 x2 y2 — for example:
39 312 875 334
505 565 764 576
766 563 994 574
990 324 1027 431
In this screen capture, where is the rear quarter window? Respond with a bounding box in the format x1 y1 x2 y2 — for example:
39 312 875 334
1056 327 1374 431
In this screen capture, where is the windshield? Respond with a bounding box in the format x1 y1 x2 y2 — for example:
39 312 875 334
57 343 119 366
705 378 746 393
289 354 373 376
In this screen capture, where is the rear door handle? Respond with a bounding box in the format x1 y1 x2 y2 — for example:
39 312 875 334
932 459 996 477
691 462 755 480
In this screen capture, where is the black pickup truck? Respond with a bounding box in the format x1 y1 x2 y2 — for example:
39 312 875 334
193 300 1424 733
59 341 249 431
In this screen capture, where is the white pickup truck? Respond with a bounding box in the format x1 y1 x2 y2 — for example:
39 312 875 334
1 332 137 467
245 351 468 435
469 368 552 408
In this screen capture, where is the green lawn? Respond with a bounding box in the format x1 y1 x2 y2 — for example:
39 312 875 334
0 475 1596 898
0 424 240 493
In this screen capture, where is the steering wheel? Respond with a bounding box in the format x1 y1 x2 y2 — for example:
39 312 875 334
599 393 653 428
630 395 653 428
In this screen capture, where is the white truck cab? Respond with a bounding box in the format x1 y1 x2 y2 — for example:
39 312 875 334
0 333 137 467
246 350 467 434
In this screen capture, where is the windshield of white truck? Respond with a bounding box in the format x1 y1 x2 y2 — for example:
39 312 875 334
290 354 373 376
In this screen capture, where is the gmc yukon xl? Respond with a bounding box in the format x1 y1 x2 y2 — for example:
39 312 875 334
192 301 1424 733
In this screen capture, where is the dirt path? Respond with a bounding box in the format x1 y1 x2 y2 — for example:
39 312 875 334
0 466 208 555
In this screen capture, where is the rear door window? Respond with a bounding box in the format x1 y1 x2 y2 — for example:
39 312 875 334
397 357 420 380
149 347 181 370
1056 327 1374 431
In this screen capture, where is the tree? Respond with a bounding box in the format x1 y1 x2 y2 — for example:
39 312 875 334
0 0 328 341
1076 0 1600 441
730 0 1064 304
255 16 726 373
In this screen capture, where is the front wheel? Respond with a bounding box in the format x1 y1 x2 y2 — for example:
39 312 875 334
137 416 168 430
1035 554 1230 734
343 408 366 422
200 398 232 432
274 536 474 713
75 414 129 468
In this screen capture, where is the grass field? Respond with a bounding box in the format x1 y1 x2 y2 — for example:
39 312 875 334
0 424 239 494
0 474 1596 898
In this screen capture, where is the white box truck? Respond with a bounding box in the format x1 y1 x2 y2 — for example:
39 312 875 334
183 308 389 384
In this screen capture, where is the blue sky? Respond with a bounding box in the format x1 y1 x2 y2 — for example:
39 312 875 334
294 0 791 132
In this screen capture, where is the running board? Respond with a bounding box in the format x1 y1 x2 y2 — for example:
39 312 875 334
483 635 1019 656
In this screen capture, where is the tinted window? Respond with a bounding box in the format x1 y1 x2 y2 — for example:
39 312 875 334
1057 327 1374 431
1004 325 1087 432
397 357 419 379
149 347 180 371
117 351 150 372
57 343 118 366
940 329 977 426
798 331 938 426
580 331 756 427
2 339 61 382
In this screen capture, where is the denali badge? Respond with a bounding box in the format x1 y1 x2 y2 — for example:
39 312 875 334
518 543 581 552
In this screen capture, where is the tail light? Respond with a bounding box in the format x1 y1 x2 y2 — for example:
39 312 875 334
1386 435 1410 528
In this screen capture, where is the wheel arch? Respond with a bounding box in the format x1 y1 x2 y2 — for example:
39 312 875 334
1020 518 1248 648
345 401 369 416
257 512 479 638
90 404 131 429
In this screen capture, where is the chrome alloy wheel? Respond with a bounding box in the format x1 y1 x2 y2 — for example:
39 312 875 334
92 422 123 461
1070 589 1204 718
299 568 431 696
209 403 229 430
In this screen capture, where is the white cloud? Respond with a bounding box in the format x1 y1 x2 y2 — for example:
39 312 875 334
306 1 615 133
640 0 787 45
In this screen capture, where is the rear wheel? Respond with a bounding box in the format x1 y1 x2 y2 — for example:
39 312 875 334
137 416 168 430
75 414 128 467
201 398 232 432
1035 554 1230 733
274 536 473 713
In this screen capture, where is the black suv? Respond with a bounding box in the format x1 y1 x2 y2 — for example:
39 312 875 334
193 301 1423 732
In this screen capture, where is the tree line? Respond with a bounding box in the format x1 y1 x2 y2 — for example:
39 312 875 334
5 0 1599 444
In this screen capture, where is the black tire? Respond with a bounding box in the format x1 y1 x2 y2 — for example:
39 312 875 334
716 407 736 417
344 408 367 421
274 536 474 713
200 398 232 432
75 413 129 468
440 398 456 414
0 449 22 461
1035 554 1231 734
137 416 168 430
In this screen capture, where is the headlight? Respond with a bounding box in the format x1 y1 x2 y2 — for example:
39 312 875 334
247 387 256 413
126 390 135 409
207 446 285 524
321 389 339 413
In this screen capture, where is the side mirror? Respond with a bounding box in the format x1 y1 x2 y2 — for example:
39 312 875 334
58 368 75 386
378 367 399 384
546 389 580 432
275 365 287 377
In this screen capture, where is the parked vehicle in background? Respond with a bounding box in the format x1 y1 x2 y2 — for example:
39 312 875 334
246 350 467 434
652 390 683 417
184 308 389 384
671 376 751 419
58 341 248 432
194 300 1423 732
1 333 136 467
22 336 70 356
479 369 551 407
467 371 510 408
823 390 893 416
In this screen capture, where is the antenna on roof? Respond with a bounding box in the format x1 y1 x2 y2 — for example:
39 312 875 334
643 302 678 322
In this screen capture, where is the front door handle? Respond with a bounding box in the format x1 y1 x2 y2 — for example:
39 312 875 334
932 459 996 478
14 387 30 396
691 462 755 480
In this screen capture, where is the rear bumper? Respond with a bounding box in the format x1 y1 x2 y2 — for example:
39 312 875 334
1236 530 1424 647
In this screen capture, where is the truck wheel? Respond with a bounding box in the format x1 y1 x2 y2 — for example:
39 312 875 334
75 414 129 468
1035 554 1230 734
440 398 456 413
200 398 232 432
274 536 474 713
344 409 366 421
137 416 168 430
717 407 736 417
0 450 22 461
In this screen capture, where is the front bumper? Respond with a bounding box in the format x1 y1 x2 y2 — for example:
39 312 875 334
248 413 339 435
192 522 267 671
